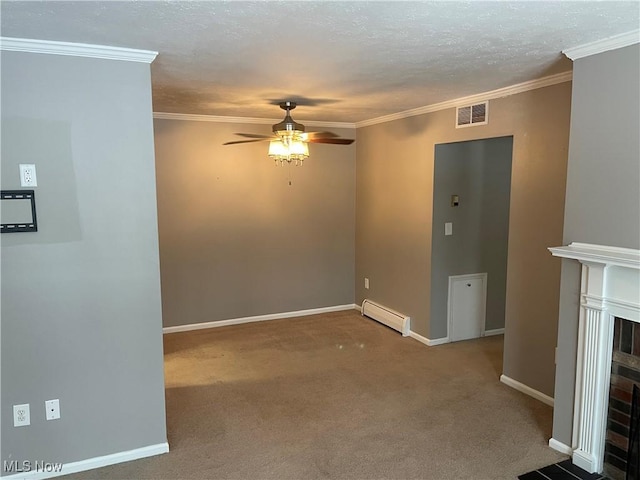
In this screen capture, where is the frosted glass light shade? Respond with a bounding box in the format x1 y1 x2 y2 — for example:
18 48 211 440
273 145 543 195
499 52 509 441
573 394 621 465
268 140 288 157
289 140 309 157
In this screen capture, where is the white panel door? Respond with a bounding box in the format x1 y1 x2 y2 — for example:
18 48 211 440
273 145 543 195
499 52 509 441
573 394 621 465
448 273 487 342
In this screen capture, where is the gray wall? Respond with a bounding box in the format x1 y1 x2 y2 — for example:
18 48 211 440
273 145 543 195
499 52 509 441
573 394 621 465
356 82 571 397
153 119 356 327
552 44 640 446
431 137 512 338
1 51 167 470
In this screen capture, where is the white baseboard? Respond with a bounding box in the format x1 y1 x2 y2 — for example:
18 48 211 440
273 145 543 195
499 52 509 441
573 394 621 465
408 330 450 346
163 304 358 334
500 374 554 406
572 449 596 473
549 438 573 455
1 442 169 480
483 328 505 337
410 329 502 346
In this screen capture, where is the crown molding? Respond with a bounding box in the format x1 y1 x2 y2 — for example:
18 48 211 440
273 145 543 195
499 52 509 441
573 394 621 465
355 71 573 128
0 37 157 63
153 112 356 129
563 30 640 60
153 113 276 125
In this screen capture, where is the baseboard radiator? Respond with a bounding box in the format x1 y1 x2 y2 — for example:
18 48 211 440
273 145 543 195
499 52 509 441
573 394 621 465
361 299 410 336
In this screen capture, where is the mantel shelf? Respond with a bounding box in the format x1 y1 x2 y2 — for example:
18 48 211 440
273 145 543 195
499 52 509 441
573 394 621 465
548 242 640 269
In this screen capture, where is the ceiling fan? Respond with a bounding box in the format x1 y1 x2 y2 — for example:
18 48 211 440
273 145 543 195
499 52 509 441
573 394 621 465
223 101 354 165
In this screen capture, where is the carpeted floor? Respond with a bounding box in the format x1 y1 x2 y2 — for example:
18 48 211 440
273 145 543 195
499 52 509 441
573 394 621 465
63 310 568 479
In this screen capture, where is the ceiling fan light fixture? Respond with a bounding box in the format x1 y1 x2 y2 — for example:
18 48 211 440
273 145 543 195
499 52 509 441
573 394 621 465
223 101 354 164
268 139 309 166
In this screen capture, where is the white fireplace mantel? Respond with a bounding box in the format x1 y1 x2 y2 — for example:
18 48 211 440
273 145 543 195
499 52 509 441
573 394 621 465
549 242 640 473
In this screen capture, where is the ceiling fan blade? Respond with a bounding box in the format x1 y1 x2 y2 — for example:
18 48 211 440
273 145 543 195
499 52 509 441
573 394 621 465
301 131 339 140
307 138 355 145
225 104 353 146
223 138 273 145
234 133 276 139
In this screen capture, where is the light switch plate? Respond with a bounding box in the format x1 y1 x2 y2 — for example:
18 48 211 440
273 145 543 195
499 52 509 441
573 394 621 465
45 399 60 420
445 222 453 236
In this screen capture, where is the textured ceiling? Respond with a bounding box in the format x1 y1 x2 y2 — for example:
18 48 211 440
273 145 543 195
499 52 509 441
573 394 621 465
1 1 639 123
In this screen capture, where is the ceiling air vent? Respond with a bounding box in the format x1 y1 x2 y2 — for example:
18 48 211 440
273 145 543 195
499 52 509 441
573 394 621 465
456 101 488 128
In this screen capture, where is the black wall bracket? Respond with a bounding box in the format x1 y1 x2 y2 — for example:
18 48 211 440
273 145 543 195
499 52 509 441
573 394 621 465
1 190 38 233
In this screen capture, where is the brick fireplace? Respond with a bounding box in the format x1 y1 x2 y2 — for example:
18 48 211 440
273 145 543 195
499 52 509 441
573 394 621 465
549 243 640 474
605 317 640 478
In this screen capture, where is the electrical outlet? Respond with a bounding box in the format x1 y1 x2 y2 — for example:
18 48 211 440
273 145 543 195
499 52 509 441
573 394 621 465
45 399 60 420
19 164 37 187
13 404 30 427
364 278 370 289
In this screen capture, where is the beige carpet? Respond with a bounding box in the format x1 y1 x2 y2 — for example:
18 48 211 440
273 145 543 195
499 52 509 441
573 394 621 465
64 310 566 479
